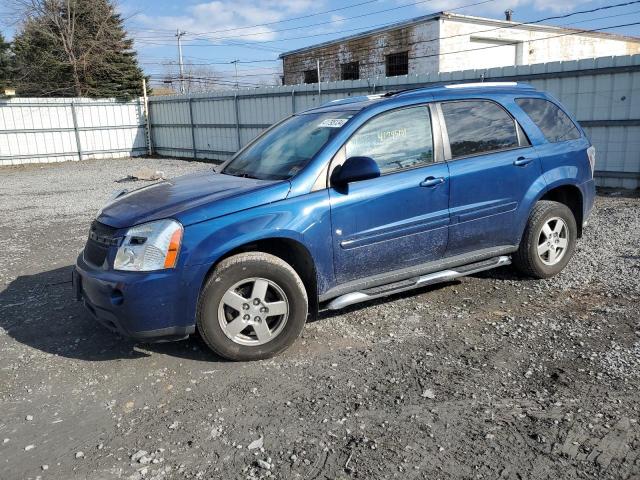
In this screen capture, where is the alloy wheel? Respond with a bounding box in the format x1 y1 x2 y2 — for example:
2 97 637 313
217 277 289 346
537 217 569 266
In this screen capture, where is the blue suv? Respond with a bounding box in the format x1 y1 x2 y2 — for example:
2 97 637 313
73 83 596 360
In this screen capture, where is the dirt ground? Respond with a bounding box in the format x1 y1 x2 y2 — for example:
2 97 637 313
0 158 639 480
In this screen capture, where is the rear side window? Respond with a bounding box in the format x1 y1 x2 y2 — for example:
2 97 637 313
515 98 581 143
441 100 519 159
345 106 434 174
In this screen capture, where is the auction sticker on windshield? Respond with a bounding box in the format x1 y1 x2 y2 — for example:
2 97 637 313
318 118 349 128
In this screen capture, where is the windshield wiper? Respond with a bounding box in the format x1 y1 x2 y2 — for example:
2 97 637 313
224 170 259 179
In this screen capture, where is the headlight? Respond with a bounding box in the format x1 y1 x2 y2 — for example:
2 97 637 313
114 219 183 271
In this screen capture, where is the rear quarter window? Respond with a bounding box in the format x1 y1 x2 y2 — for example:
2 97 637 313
515 98 581 143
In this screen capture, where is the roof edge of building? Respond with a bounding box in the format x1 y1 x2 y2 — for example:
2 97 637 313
445 12 640 44
278 11 640 59
278 12 443 59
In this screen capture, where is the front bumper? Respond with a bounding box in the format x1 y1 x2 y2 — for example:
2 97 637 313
73 254 196 342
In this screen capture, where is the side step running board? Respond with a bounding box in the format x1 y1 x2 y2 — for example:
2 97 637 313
325 255 511 311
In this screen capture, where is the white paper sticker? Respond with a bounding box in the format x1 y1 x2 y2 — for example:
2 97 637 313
318 118 348 128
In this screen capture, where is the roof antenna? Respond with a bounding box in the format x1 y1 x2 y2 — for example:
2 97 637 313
505 9 513 21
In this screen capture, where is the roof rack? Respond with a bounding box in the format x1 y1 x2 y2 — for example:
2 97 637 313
387 82 535 98
444 82 531 89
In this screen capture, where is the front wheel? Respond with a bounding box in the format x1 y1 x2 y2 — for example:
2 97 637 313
197 252 308 361
513 200 577 279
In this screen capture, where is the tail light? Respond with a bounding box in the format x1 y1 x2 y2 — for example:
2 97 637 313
587 146 596 177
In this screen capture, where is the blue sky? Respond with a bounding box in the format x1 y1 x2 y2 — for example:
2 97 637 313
3 0 640 89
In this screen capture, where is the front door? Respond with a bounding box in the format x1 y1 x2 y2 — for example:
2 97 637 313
328 105 450 284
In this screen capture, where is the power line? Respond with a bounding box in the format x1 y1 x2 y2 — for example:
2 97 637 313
136 1 640 71
154 76 268 88
128 0 384 37
132 0 464 43
132 0 640 58
261 3 640 59
131 0 384 35
235 0 640 47
141 0 640 58
148 18 640 88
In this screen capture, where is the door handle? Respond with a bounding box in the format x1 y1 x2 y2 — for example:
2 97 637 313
513 156 533 167
420 176 445 188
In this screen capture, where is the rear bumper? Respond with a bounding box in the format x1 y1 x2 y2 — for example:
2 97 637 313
73 254 196 342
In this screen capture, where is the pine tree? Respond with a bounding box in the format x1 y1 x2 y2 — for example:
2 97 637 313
12 0 145 98
0 33 13 91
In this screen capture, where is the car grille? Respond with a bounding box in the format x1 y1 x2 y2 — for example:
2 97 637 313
84 221 119 267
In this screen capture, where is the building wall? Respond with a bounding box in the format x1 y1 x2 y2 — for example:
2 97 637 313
438 17 640 73
282 16 640 85
282 20 441 85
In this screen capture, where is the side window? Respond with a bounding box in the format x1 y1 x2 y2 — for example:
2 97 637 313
515 98 581 143
345 107 434 174
441 100 519 159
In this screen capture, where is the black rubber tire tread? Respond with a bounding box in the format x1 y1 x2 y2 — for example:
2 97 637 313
197 252 308 361
513 200 577 279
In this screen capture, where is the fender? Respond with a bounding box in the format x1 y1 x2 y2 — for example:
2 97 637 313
515 174 586 245
182 189 335 294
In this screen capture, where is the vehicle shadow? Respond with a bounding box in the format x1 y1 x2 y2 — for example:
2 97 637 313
0 265 224 363
0 264 520 362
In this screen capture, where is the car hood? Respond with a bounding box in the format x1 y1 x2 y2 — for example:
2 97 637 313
97 172 291 228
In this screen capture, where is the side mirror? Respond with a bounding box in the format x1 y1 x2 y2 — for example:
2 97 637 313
331 156 380 187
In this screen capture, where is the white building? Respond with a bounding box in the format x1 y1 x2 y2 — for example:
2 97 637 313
280 11 640 85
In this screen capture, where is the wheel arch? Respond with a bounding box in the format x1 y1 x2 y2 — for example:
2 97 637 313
200 236 319 321
538 183 584 238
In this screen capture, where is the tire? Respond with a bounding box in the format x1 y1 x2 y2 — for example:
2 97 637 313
197 252 308 361
513 200 577 279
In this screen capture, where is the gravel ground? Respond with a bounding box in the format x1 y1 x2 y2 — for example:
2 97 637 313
0 157 639 480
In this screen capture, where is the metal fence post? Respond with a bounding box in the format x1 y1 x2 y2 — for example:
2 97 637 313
142 78 153 156
188 97 197 159
234 93 241 151
70 101 83 161
291 88 296 114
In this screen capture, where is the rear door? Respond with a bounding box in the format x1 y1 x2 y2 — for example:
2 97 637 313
440 99 542 257
328 105 450 284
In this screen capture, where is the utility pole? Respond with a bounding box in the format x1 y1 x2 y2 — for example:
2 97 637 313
175 29 187 94
230 59 239 90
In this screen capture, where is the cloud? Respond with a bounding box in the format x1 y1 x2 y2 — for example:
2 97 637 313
135 0 322 43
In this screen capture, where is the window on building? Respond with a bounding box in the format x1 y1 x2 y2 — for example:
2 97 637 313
441 100 519 159
345 106 434 174
304 69 318 84
340 61 360 80
386 52 409 77
515 98 581 143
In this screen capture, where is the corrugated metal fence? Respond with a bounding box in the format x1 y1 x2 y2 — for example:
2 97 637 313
1 54 638 188
149 54 640 189
0 97 147 165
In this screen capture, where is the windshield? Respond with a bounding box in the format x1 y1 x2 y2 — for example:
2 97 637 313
222 112 353 180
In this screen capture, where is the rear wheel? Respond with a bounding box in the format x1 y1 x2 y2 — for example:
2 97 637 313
197 252 308 361
513 200 577 279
